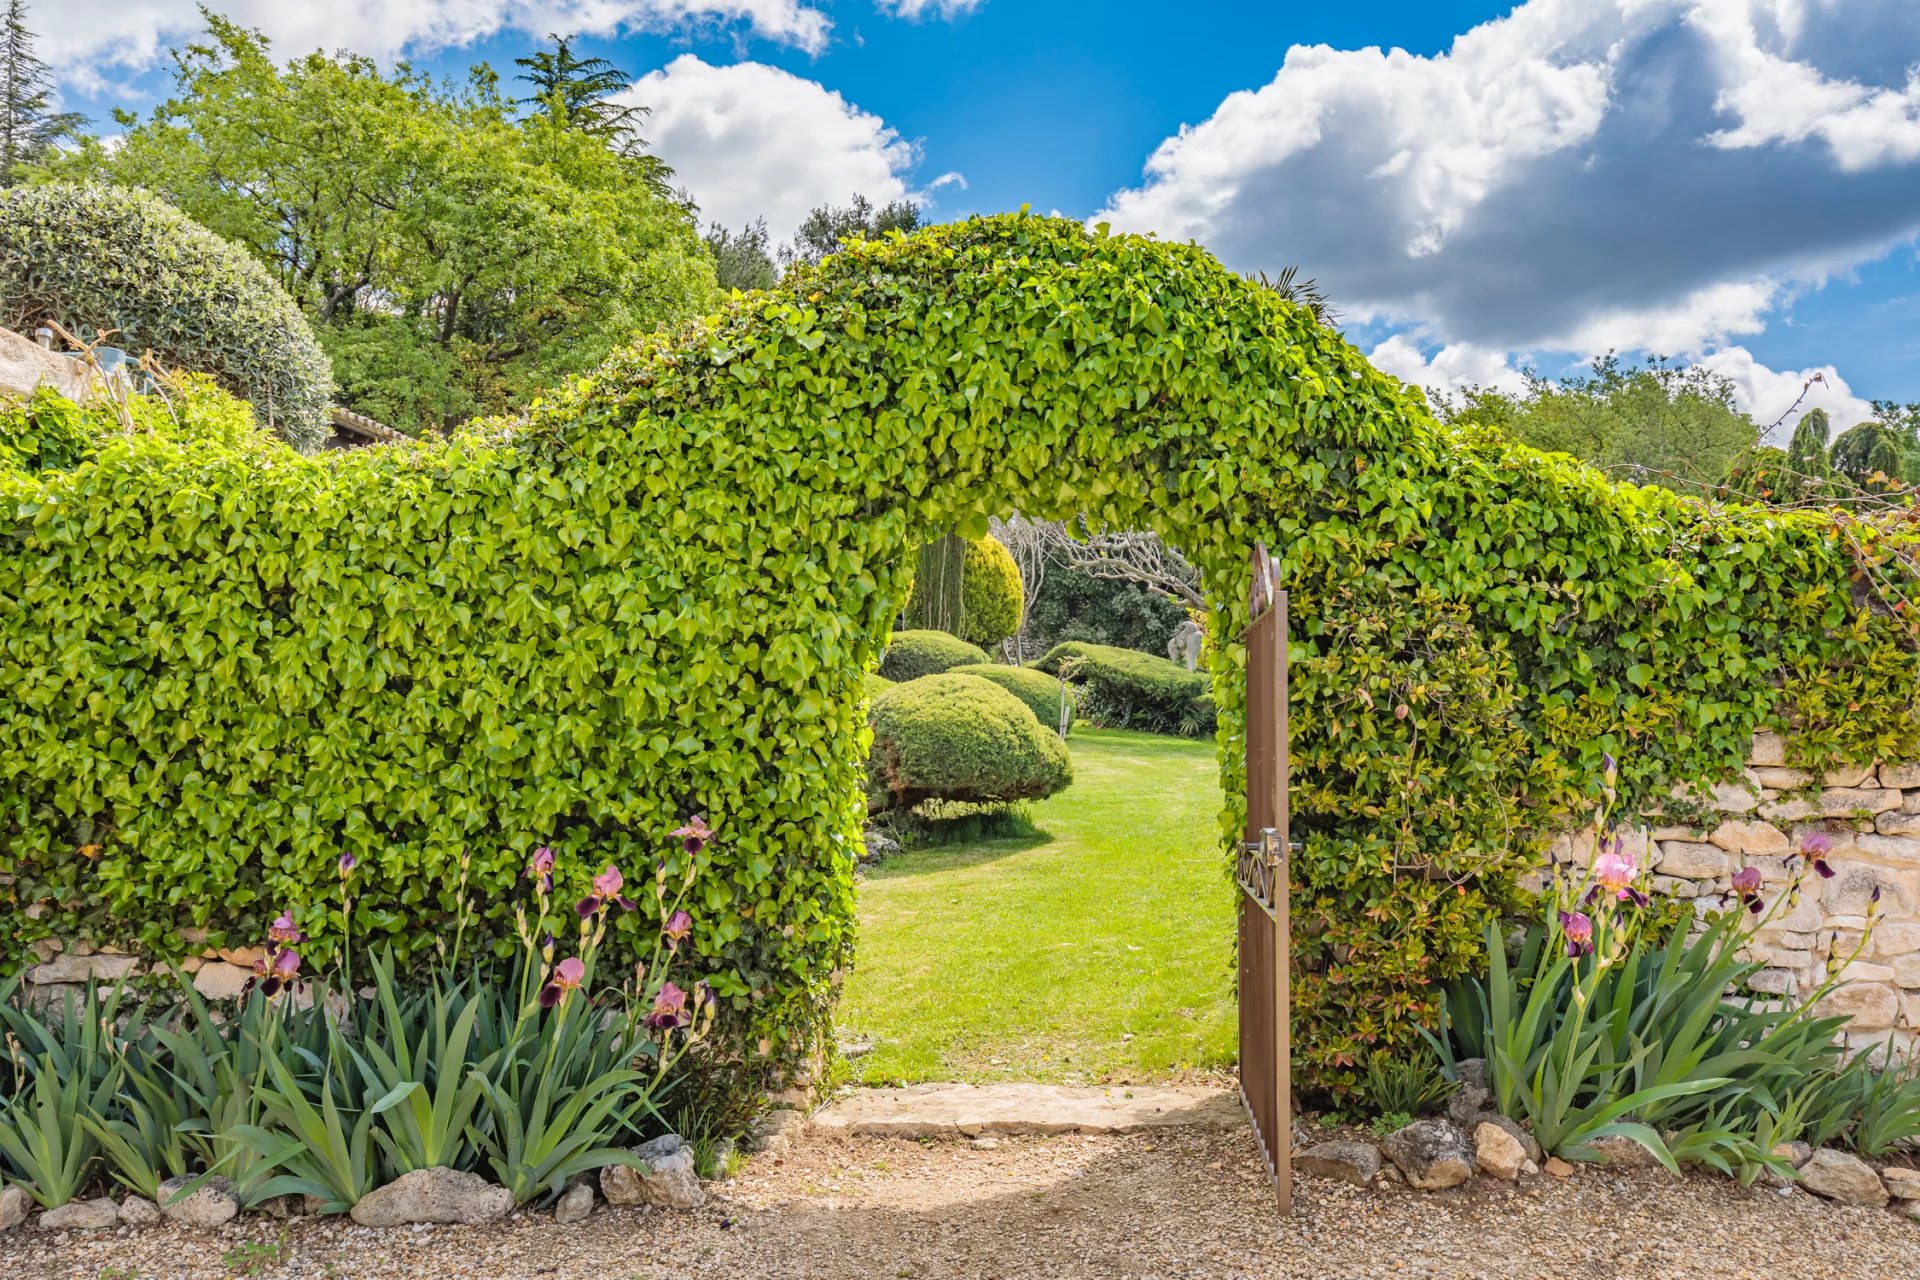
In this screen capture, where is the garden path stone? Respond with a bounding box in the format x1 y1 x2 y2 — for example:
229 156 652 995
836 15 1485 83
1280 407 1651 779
0 1186 28 1231
603 1135 704 1210
156 1174 240 1229
1294 1140 1380 1186
349 1168 513 1226
555 1182 595 1226
38 1198 118 1230
118 1196 161 1228
1474 1122 1526 1181
1380 1119 1475 1190
1796 1149 1889 1207
813 1082 1244 1137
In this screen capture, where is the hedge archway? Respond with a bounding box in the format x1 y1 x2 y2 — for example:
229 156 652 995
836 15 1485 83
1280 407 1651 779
4 214 1914 1094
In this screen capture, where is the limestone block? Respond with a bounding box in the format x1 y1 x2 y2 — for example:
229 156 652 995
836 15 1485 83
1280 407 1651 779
1879 762 1920 789
1753 767 1812 789
1813 982 1901 1030
1821 787 1902 817
1751 731 1787 767
1656 841 1730 879
1707 819 1788 856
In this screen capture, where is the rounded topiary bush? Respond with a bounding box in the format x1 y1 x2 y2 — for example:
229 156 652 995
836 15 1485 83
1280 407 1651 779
878 629 990 681
863 672 894 700
947 663 1075 733
903 534 1024 649
866 673 1072 811
1036 640 1212 736
0 184 333 450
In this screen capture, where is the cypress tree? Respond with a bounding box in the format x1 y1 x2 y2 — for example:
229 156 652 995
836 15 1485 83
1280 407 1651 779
0 0 81 185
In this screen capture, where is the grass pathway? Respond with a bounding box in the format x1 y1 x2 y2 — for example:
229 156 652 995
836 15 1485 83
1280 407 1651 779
836 727 1233 1085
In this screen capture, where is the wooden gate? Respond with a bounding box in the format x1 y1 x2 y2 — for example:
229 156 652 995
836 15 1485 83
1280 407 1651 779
1237 543 1291 1213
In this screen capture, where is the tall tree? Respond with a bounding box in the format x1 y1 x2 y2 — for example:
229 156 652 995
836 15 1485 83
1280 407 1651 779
512 33 670 195
42 17 717 432
780 194 921 269
0 0 81 184
1786 408 1832 481
704 219 777 292
1435 355 1759 495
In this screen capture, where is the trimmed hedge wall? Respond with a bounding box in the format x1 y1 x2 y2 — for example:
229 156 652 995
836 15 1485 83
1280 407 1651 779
0 185 334 451
948 663 1076 734
3 213 1916 1091
878 630 990 682
866 674 1072 811
1036 641 1213 737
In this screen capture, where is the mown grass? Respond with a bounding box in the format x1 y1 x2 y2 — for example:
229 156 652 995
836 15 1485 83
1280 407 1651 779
836 727 1234 1085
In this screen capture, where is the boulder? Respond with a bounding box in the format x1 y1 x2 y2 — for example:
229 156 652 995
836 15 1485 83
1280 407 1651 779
191 961 254 1002
118 1196 161 1228
601 1134 705 1210
349 1168 514 1227
1474 1122 1527 1181
39 1198 119 1230
0 1186 29 1231
1454 1058 1491 1093
1770 1141 1813 1170
1882 1167 1920 1200
1444 1081 1491 1129
1379 1119 1475 1190
1482 1115 1542 1163
1578 1134 1666 1170
1797 1148 1889 1207
555 1181 595 1226
1294 1140 1381 1187
157 1174 241 1229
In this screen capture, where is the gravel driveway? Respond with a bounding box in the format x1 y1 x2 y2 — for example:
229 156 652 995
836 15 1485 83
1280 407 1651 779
4 1124 1915 1279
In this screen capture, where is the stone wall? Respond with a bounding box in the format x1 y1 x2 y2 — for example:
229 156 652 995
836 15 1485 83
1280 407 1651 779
1540 730 1920 1063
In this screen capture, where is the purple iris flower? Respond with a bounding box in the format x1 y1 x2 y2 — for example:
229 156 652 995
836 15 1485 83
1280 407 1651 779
645 981 691 1030
540 956 586 1009
1802 831 1835 879
338 853 357 876
1559 910 1595 958
664 910 693 946
673 816 714 855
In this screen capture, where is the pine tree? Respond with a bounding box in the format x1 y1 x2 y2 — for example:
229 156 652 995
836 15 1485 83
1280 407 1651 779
0 0 81 185
513 33 670 193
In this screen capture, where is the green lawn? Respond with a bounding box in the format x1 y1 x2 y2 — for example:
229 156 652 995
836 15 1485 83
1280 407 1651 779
837 727 1235 1085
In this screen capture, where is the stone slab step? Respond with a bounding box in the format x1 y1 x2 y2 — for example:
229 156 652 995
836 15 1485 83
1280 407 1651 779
813 1082 1244 1138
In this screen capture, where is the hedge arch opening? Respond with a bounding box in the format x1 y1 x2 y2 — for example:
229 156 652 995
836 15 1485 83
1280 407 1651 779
9 213 1918 1104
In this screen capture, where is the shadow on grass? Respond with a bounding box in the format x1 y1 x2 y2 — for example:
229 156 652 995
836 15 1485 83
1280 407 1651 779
862 827 1055 879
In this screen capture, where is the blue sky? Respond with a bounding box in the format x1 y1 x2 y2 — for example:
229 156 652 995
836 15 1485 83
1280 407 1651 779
40 0 1920 422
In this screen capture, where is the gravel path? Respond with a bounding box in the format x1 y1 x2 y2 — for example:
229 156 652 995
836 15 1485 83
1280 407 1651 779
4 1124 1915 1280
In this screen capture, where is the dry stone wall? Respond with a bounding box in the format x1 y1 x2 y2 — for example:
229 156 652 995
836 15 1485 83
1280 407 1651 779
1537 730 1920 1063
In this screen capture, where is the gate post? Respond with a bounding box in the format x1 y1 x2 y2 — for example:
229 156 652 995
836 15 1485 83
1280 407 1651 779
1238 544 1291 1215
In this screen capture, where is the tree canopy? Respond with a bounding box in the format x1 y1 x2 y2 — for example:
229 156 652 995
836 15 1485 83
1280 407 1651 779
38 17 717 433
1435 355 1759 494
0 0 80 185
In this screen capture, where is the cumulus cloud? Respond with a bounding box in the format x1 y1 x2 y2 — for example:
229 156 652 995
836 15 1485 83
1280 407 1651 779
37 0 835 77
1366 335 1529 401
625 56 921 240
875 0 986 17
1696 346 1879 436
1099 0 1920 361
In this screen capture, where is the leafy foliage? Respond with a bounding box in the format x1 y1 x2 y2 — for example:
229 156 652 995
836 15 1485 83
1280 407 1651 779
903 534 1024 648
1021 555 1188 657
947 663 1075 733
1037 641 1214 738
779 194 921 270
40 17 715 434
0 184 333 448
705 220 778 293
866 674 1073 812
878 629 991 682
2 213 1917 1086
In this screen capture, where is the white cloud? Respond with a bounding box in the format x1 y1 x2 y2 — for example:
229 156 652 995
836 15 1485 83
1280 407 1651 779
1366 335 1528 402
38 0 834 76
875 0 986 17
1696 346 1879 436
1099 0 1920 362
625 56 920 240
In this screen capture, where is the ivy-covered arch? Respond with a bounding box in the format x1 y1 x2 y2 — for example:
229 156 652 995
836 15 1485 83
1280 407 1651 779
4 214 1914 1092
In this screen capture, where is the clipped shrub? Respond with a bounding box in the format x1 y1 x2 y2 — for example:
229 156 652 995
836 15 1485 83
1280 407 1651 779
1037 641 1213 737
866 674 1072 812
0 184 333 450
902 534 1024 649
878 629 990 681
863 672 894 700
947 663 1075 734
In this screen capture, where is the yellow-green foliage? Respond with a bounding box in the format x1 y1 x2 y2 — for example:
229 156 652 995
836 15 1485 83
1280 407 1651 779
903 534 1024 648
878 630 989 681
2 214 1915 1087
866 674 1072 811
947 663 1075 733
959 536 1023 647
0 377 262 475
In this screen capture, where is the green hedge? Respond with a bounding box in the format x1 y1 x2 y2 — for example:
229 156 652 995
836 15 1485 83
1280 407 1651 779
903 534 1023 649
866 674 1072 811
878 630 990 681
948 663 1076 734
2 212 1915 1092
0 185 334 451
1037 641 1213 737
